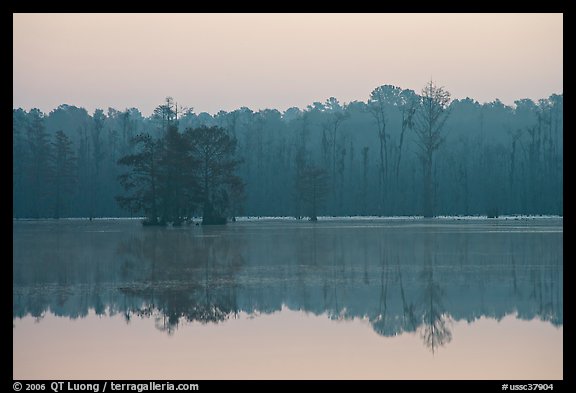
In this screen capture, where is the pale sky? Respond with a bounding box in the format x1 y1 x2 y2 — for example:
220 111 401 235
13 13 563 116
14 311 562 379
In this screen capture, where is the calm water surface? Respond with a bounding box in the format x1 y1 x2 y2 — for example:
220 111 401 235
13 219 563 379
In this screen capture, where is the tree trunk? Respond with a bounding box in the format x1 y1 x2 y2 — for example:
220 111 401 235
423 151 434 218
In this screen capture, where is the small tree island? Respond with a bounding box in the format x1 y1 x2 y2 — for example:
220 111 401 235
116 100 243 225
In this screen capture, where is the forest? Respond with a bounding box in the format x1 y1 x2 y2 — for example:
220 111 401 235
12 82 563 222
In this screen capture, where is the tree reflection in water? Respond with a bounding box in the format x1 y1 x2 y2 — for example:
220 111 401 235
13 219 562 351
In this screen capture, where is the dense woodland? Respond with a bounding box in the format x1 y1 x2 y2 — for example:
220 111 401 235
13 82 563 221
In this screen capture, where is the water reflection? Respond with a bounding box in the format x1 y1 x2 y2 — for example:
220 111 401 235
13 219 562 352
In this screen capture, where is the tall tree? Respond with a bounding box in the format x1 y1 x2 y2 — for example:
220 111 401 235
361 147 369 215
395 89 418 183
49 130 77 218
25 108 52 218
116 133 162 224
368 85 398 213
323 98 348 188
186 126 243 225
414 81 451 217
292 111 310 218
297 164 329 221
13 109 28 217
91 109 106 217
152 97 177 133
157 125 198 225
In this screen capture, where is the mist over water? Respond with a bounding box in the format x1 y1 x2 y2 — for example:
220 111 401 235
13 13 563 381
13 218 562 379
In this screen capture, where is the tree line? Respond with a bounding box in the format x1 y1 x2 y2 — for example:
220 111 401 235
13 82 563 221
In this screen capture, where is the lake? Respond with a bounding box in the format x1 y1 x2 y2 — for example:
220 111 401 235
13 218 563 379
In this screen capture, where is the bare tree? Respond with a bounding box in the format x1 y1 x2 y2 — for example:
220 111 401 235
395 89 418 183
414 81 451 217
368 86 391 213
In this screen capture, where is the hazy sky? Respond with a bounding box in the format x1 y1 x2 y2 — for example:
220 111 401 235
13 13 562 116
15 312 562 379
